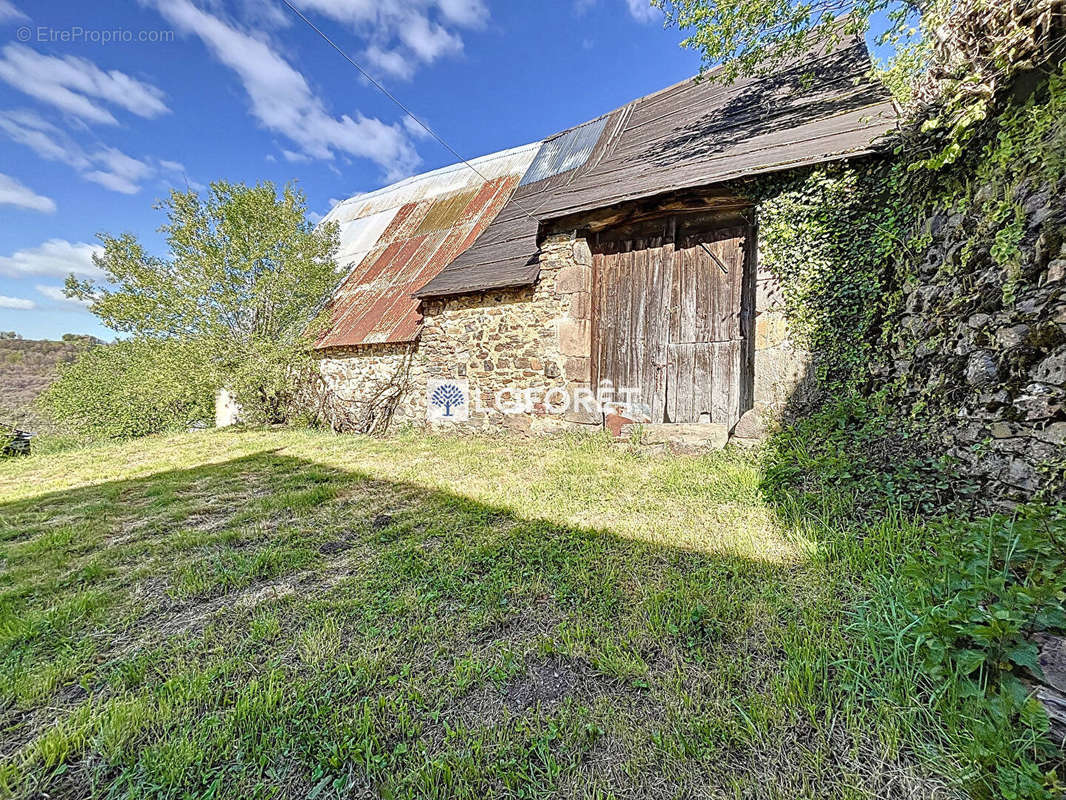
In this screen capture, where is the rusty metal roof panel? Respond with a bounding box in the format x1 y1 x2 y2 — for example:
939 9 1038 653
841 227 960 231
315 143 540 349
415 111 624 299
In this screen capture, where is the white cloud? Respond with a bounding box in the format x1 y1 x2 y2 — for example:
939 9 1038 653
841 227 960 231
0 173 56 212
0 109 89 167
289 0 484 81
36 284 92 308
401 115 433 140
0 239 104 280
365 44 415 80
157 159 206 191
0 109 191 194
0 1 26 21
0 295 35 310
437 0 487 27
575 0 661 21
151 0 421 180
625 0 661 22
0 45 169 125
83 147 153 194
398 14 463 63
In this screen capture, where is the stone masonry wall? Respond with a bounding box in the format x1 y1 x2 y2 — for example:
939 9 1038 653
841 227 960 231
315 214 812 436
752 221 813 413
417 232 596 432
317 342 421 428
879 176 1066 499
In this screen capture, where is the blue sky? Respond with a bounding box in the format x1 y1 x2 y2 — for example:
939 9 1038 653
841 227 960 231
0 1 899 341
0 0 709 340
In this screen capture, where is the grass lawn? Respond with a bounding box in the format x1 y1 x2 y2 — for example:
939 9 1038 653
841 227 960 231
0 428 1017 797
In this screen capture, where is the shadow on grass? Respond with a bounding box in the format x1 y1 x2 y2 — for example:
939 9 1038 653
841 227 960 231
0 448 945 800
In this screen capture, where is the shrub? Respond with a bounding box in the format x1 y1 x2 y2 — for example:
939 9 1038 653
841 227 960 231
39 339 215 440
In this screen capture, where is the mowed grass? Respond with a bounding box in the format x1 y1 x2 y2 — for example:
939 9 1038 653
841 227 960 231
0 428 949 799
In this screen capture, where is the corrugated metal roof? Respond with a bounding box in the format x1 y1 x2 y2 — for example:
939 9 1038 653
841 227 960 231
415 33 896 299
518 115 609 186
414 113 621 299
320 30 898 332
315 143 540 348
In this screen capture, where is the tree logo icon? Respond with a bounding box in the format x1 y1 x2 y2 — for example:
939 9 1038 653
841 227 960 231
427 379 469 422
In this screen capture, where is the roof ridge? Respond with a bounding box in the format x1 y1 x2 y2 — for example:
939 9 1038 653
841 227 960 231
332 140 542 212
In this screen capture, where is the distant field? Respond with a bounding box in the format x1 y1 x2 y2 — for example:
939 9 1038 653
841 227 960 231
0 337 94 431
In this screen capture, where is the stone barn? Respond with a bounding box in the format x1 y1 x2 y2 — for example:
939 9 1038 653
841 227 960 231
314 33 898 441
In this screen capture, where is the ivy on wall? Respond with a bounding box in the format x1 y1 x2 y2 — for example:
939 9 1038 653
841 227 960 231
745 61 1066 417
746 163 914 394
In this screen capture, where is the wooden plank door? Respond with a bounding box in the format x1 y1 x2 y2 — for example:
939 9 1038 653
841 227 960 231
592 221 673 422
665 225 748 426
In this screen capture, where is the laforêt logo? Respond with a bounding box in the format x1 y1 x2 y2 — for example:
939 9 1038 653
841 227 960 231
427 379 469 422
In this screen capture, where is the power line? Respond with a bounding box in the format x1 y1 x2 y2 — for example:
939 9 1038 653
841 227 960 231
277 0 541 223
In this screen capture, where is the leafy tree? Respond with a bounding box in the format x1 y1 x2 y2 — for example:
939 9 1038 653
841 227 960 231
39 339 215 440
653 0 939 84
67 181 340 424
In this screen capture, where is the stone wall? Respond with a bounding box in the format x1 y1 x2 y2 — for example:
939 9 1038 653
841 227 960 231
317 342 420 428
879 175 1066 499
417 232 596 432
752 220 814 413
315 207 813 436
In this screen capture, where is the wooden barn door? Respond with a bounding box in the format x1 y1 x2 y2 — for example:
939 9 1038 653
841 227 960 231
592 213 753 428
665 222 750 426
591 221 673 423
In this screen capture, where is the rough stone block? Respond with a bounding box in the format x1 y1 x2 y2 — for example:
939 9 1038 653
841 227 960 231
556 266 590 294
1036 422 1066 446
1032 351 1066 385
1014 382 1064 420
1049 259 1066 283
1006 457 1040 492
755 277 784 311
996 324 1030 349
573 239 593 267
558 319 590 357
563 407 602 425
622 422 729 450
966 351 999 387
564 356 591 382
568 291 591 320
754 344 812 407
755 312 788 350
732 403 774 439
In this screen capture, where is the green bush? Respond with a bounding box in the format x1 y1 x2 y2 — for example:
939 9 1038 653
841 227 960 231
761 396 967 522
39 339 215 440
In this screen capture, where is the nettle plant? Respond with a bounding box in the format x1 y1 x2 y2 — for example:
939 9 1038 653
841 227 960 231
905 507 1066 690
896 506 1066 799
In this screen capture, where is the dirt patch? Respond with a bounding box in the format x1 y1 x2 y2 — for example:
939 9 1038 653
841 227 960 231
318 539 352 555
449 654 596 733
503 657 586 714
